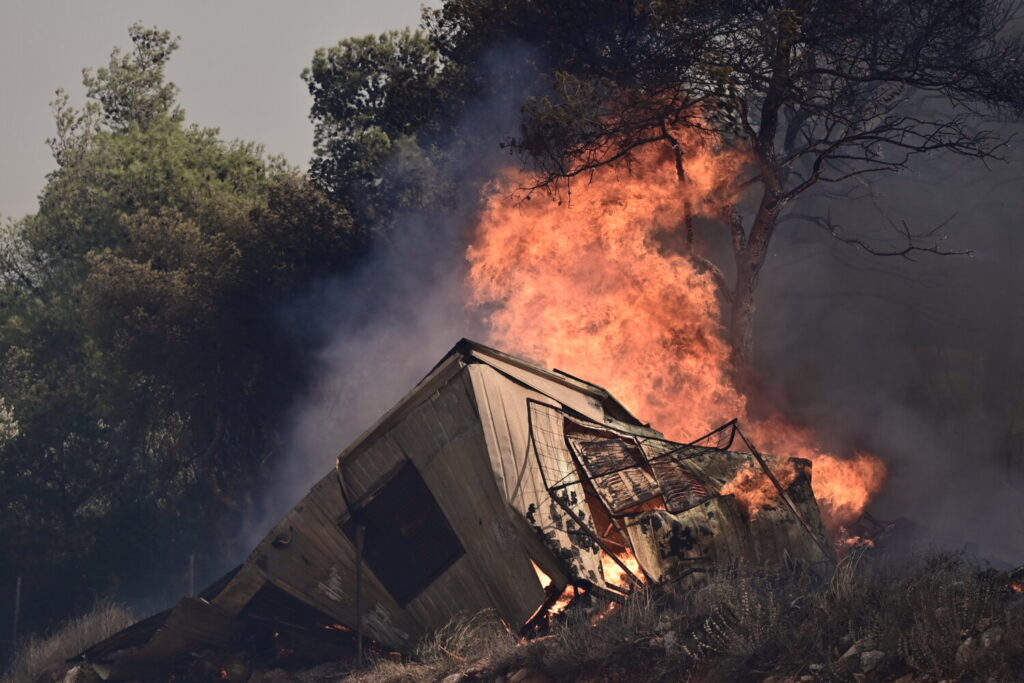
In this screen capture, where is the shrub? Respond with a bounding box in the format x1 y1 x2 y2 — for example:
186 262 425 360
1 600 134 683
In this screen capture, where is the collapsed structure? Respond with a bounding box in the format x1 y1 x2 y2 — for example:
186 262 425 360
78 340 835 679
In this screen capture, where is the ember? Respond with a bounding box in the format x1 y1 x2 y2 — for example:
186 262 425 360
838 534 877 550
467 142 887 531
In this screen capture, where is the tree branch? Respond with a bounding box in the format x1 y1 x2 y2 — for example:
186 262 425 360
789 211 973 261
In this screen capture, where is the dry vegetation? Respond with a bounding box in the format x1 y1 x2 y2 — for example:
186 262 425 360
347 552 1024 683
6 554 1022 682
1 600 134 683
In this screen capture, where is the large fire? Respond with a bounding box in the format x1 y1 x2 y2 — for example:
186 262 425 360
466 137 886 532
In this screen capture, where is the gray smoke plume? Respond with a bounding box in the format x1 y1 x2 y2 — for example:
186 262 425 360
756 126 1024 564
244 46 540 548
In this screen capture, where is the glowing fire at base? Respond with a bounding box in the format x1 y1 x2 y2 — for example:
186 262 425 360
721 460 800 518
530 561 578 616
466 142 887 533
601 549 644 589
838 533 877 550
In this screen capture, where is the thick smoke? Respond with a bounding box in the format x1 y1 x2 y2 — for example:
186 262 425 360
250 47 1024 568
755 128 1024 564
245 46 540 546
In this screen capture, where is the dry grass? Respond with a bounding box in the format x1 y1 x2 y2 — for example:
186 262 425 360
346 610 518 683
9 554 1021 682
342 553 1024 682
0 600 134 683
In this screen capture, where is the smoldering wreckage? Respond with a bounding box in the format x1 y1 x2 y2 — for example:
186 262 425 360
73 340 840 681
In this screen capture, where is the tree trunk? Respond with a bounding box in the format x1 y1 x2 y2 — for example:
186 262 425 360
729 190 781 375
730 261 757 368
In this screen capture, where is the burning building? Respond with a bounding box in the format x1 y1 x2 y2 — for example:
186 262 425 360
76 340 835 679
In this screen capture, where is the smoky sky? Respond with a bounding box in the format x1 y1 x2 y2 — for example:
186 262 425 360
755 128 1024 564
243 45 544 552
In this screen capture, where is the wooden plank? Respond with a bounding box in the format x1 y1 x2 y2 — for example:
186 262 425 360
247 475 423 650
341 436 404 504
390 371 548 631
131 598 238 663
210 564 266 614
525 401 606 587
405 379 528 627
466 344 657 432
471 351 608 424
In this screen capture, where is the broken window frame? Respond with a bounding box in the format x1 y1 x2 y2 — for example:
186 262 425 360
338 461 466 607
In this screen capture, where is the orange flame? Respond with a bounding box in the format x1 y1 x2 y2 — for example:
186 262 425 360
839 533 877 549
466 140 886 531
531 561 577 615
601 549 644 589
720 459 800 518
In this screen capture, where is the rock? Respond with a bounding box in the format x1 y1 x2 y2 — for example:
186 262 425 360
860 650 885 673
835 637 881 675
834 648 860 674
839 636 874 660
655 614 674 632
834 654 858 675
892 674 935 683
62 666 101 683
662 629 679 653
956 636 977 665
508 668 547 683
981 625 1004 649
440 674 469 683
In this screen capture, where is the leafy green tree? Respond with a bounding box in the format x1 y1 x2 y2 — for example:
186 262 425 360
82 23 182 132
303 28 460 225
0 25 364 636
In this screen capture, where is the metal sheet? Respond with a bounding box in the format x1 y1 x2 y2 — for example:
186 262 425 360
566 433 660 514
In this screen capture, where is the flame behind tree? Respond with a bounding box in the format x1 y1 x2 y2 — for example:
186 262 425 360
467 139 886 530
432 0 1024 364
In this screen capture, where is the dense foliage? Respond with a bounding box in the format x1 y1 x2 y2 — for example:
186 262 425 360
303 28 462 228
0 25 365 636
